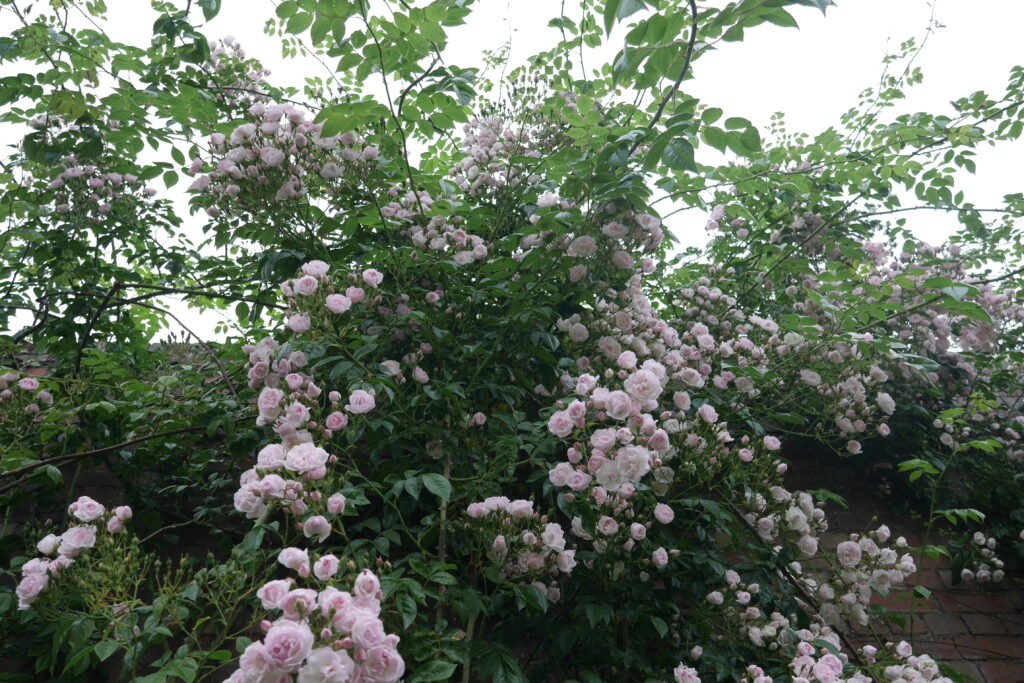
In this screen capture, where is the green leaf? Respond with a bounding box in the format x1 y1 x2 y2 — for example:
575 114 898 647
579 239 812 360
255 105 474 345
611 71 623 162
396 593 417 628
661 138 695 171
286 12 314 35
409 661 458 683
275 1 298 18
94 640 119 662
421 473 452 501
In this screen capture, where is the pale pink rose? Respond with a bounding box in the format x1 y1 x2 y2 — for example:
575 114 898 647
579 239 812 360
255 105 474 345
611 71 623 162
466 502 486 518
280 588 319 621
345 390 375 414
654 503 675 524
298 646 355 683
236 642 279 681
617 351 638 369
314 555 341 580
325 411 348 431
325 294 352 314
630 523 646 541
763 435 782 451
257 443 287 470
556 549 577 573
286 315 311 333
567 235 597 257
566 471 592 491
697 403 718 424
706 591 724 605
738 448 754 462
547 410 574 438
895 641 913 658
353 569 381 598
234 487 268 520
58 525 97 557
106 517 124 533
624 369 661 401
472 412 487 426
605 391 633 420
412 367 429 384
548 462 573 487
263 619 314 672
597 516 619 536
651 547 669 568
567 322 589 342
258 387 285 417
18 377 40 391
351 615 386 650
327 493 346 514
294 275 318 296
284 443 328 476
303 515 331 543
505 500 534 518
536 191 559 208
278 547 311 577
299 260 329 278
69 496 105 522
569 265 587 282
285 373 304 391
36 534 60 556
283 402 311 427
114 506 132 521
648 429 670 452
362 269 384 288
590 428 616 452
836 540 862 568
360 644 405 683
258 474 286 498
257 579 293 609
16 572 49 609
673 664 700 683
346 286 365 303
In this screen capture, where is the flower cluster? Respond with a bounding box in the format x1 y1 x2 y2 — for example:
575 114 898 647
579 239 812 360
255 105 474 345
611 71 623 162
44 156 154 219
17 497 131 610
0 370 53 423
188 103 379 216
227 569 403 683
465 497 575 600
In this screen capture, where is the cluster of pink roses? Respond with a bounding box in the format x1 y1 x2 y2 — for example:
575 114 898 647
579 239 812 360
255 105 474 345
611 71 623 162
227 569 403 683
18 496 131 610
44 155 153 219
187 101 379 216
465 497 575 600
206 36 271 105
0 371 53 421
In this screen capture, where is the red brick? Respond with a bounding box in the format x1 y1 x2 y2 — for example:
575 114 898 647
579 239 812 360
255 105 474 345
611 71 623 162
956 636 1024 660
938 592 1013 614
918 570 946 590
923 612 967 635
915 638 961 660
963 614 1007 635
977 659 1024 682
998 613 1024 635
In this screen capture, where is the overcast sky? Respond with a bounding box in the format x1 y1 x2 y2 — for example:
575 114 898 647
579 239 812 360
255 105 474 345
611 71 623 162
5 0 1022 340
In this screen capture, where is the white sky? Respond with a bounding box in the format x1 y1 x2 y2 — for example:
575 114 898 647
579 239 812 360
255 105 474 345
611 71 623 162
4 0 1022 341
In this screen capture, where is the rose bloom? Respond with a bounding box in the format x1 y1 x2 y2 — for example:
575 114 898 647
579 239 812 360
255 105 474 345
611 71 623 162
293 275 318 296
597 516 619 536
547 410 574 438
257 443 286 470
298 647 355 683
651 547 669 568
505 499 534 518
263 619 314 672
257 579 293 609
360 643 405 683
284 443 328 476
327 493 346 514
69 496 105 523
36 534 60 556
58 525 97 557
324 411 349 431
314 555 340 580
836 540 862 568
278 547 310 576
354 569 381 597
302 515 331 543
345 389 375 414
286 314 311 333
301 259 329 277
362 268 384 288
654 503 675 524
16 572 49 610
697 403 718 424
674 665 700 683
325 293 352 314
605 390 632 420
